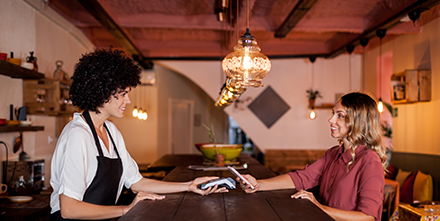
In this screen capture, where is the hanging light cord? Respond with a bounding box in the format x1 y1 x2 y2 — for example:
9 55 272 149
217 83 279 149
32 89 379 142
246 0 249 29
349 53 352 92
363 46 365 90
311 62 314 89
379 38 382 98
236 0 239 41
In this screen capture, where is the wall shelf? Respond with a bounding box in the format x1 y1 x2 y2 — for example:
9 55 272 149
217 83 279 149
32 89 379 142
0 125 44 133
0 59 45 79
313 105 333 109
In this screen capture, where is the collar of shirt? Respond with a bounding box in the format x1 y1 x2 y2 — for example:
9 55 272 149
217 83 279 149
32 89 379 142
338 144 368 164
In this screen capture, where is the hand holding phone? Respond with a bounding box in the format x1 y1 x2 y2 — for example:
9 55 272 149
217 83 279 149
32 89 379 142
227 166 255 189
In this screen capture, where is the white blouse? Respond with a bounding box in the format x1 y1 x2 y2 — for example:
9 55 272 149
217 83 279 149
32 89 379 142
50 113 143 213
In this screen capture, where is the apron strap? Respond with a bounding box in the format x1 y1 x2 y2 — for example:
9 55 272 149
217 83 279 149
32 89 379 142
82 110 104 157
104 124 120 158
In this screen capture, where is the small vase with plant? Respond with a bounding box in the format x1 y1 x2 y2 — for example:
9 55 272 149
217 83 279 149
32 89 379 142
202 122 225 166
306 88 322 108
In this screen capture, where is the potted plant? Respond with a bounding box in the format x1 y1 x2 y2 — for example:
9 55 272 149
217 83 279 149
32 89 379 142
306 88 322 108
202 122 225 166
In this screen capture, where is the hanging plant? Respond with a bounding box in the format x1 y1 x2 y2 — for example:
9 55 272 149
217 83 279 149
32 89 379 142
306 88 322 100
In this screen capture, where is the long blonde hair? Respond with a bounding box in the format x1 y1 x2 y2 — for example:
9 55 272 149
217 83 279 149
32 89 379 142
338 92 387 173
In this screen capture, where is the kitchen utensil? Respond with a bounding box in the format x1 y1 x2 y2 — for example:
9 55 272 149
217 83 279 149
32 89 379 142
19 138 30 161
19 121 32 126
0 183 7 194
17 107 27 121
21 62 34 70
8 196 33 203
13 132 22 153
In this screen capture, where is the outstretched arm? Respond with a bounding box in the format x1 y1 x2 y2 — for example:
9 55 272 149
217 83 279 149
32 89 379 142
292 190 374 221
238 173 296 193
130 176 229 195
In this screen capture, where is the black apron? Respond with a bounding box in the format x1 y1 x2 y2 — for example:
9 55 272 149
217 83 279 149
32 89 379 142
49 110 123 221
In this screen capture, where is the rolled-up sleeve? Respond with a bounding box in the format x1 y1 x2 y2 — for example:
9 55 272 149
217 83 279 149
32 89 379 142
288 153 328 190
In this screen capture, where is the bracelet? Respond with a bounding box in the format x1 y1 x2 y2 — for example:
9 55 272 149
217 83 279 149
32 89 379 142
121 205 124 216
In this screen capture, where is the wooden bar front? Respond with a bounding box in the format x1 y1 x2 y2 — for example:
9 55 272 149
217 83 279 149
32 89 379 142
120 154 334 221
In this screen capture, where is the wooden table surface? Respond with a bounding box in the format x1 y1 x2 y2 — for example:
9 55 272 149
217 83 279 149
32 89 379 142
120 154 334 221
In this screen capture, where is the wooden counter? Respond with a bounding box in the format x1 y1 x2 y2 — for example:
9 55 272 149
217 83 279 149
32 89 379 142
120 154 334 221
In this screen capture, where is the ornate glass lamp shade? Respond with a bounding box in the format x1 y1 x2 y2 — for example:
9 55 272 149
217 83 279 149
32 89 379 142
222 29 271 88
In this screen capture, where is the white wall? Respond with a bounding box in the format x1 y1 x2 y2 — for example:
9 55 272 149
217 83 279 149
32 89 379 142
159 54 362 152
364 17 440 156
0 0 94 185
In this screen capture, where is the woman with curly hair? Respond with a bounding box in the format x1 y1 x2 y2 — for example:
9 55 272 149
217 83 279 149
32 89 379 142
49 48 228 220
238 92 387 221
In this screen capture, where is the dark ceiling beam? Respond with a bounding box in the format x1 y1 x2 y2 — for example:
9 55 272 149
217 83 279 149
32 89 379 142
274 0 319 38
326 0 440 59
147 53 328 61
76 0 153 69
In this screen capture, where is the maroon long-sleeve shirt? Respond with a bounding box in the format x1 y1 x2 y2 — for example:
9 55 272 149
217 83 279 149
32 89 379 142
289 145 384 221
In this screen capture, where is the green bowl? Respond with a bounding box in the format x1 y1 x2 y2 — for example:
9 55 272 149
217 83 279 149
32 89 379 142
199 144 242 162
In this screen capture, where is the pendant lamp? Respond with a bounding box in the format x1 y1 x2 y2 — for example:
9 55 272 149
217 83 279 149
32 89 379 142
132 88 139 117
309 57 317 120
222 0 271 88
347 45 354 92
132 106 138 117
309 107 316 120
360 38 369 91
376 29 386 113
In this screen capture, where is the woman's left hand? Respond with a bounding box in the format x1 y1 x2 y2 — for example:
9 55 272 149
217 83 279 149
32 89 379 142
189 177 229 196
291 190 322 209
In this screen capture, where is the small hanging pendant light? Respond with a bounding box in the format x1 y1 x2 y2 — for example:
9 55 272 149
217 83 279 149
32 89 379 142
376 29 386 113
222 29 271 88
137 109 143 120
378 98 384 113
132 106 138 117
309 107 316 120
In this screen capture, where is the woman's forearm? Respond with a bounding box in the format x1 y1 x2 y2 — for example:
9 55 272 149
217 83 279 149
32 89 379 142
131 178 191 194
320 205 375 221
59 194 126 219
257 174 296 191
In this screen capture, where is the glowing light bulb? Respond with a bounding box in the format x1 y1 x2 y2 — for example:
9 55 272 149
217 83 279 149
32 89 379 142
378 99 384 113
132 106 138 117
138 109 143 120
243 48 251 70
309 108 316 120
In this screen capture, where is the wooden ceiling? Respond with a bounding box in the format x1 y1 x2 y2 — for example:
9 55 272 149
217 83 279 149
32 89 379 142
48 0 440 68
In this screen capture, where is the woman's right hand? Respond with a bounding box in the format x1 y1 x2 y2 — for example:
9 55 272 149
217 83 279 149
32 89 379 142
127 191 165 212
237 174 259 193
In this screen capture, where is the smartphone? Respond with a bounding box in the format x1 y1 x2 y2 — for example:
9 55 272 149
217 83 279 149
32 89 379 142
227 166 255 189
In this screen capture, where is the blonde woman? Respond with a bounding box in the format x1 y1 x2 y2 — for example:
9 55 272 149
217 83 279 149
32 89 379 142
239 92 387 221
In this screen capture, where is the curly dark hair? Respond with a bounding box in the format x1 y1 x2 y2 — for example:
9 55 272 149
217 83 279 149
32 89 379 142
69 48 141 113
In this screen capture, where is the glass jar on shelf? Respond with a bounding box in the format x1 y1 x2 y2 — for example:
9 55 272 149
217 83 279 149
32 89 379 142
53 60 70 82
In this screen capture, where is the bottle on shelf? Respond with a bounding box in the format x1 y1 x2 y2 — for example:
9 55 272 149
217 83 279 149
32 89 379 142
26 51 38 72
